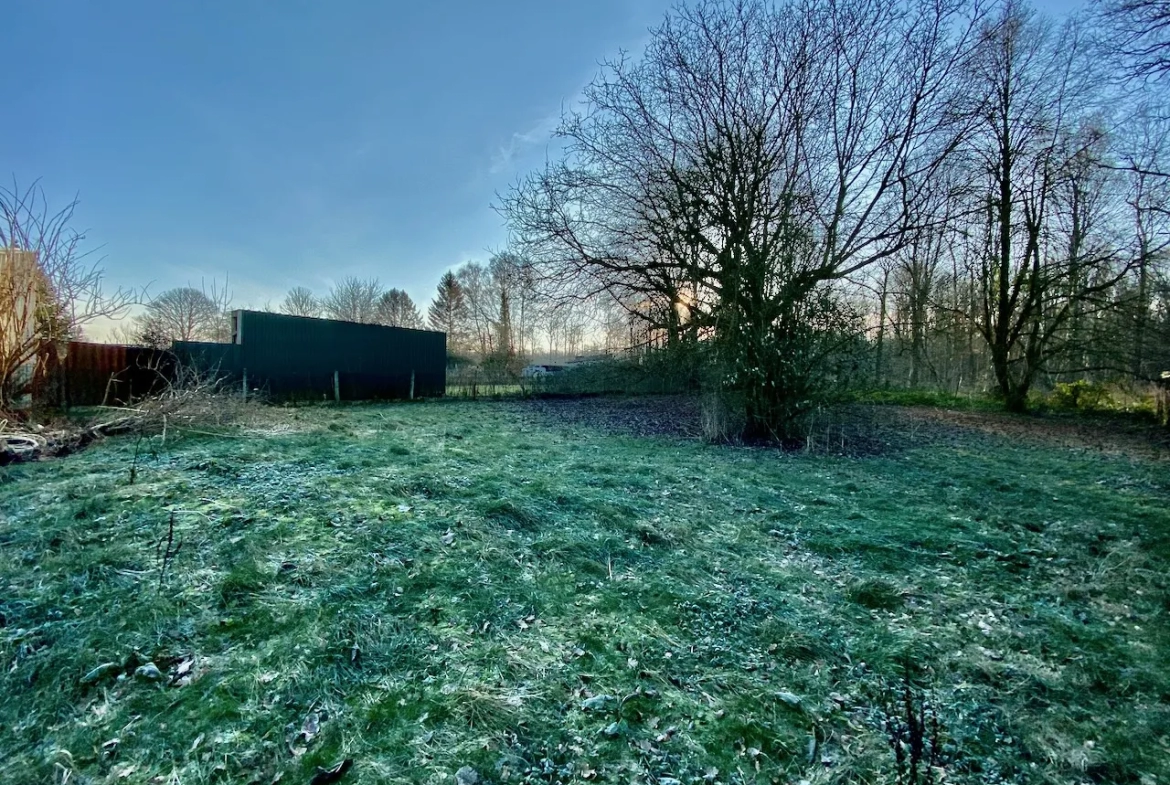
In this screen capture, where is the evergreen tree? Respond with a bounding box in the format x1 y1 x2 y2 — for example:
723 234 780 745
427 271 469 348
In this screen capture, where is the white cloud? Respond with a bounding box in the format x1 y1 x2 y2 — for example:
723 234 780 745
489 112 561 175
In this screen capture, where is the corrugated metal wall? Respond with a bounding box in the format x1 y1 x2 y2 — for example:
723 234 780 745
40 342 174 407
178 311 446 400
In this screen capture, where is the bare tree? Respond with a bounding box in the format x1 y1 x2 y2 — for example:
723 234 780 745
953 7 1136 410
1096 0 1170 80
503 0 983 438
455 262 498 355
0 181 135 407
281 286 320 317
1115 107 1170 378
321 277 382 324
376 288 424 328
135 285 229 346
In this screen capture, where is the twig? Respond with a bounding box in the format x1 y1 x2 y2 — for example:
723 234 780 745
155 511 184 592
128 433 143 484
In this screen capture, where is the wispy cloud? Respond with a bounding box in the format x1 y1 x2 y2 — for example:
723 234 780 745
489 112 561 176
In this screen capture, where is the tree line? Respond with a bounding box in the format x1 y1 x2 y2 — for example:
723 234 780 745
5 0 1167 437
498 0 1170 437
272 253 637 365
125 251 625 367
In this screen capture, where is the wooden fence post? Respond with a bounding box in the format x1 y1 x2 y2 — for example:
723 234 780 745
334 370 340 403
242 369 247 401
410 370 415 401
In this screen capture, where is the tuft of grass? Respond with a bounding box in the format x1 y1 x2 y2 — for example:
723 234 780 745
481 499 543 532
848 578 906 611
0 400 1167 784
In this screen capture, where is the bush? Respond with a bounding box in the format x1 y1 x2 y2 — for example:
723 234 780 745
535 346 702 397
1048 380 1111 412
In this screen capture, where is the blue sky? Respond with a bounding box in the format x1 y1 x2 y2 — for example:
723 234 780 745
5 0 1083 336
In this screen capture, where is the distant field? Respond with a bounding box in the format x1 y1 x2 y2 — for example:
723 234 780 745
1 400 1167 784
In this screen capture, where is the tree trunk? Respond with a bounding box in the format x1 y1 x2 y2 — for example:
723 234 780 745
875 267 890 387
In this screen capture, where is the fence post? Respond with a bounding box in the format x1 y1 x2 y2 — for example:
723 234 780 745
242 369 247 401
410 370 415 401
334 370 340 403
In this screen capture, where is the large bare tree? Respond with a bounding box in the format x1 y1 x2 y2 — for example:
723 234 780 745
454 262 499 355
281 286 321 318
321 277 382 324
503 0 983 438
951 6 1138 410
376 288 424 328
135 283 231 346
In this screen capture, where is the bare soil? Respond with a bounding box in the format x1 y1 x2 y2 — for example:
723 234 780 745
513 394 1170 460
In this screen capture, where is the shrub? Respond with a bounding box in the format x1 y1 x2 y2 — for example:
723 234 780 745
1048 380 1111 412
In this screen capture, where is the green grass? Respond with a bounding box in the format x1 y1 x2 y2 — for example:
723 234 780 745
1 401 1168 784
849 388 1003 411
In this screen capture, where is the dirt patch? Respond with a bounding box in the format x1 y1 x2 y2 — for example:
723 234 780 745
906 407 1170 460
512 395 1170 461
513 395 703 439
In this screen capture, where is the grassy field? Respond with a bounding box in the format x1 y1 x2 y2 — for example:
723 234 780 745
1 401 1167 784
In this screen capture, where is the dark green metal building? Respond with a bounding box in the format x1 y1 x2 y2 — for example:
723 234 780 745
175 310 446 400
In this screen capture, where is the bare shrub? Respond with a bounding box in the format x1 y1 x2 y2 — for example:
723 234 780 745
700 389 745 444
